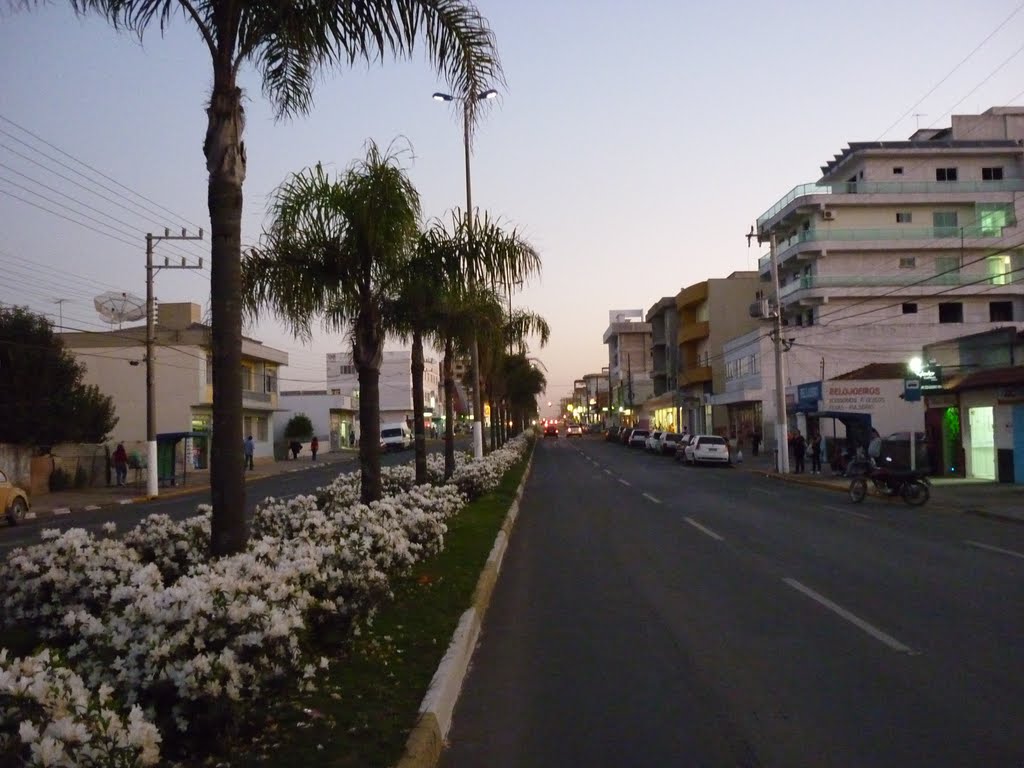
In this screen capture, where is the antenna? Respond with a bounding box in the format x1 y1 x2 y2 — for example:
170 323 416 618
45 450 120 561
913 113 927 130
94 291 146 330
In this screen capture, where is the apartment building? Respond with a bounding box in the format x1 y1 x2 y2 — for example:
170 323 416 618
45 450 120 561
326 350 442 429
743 106 1024 453
602 309 653 425
674 273 761 435
60 302 287 461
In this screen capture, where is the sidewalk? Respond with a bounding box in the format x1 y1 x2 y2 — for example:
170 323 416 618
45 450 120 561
19 450 357 523
734 451 1024 524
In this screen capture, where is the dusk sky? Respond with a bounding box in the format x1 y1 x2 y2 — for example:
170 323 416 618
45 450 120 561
2 0 1023 418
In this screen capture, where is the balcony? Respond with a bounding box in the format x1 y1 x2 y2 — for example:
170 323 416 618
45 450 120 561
757 179 1024 228
779 272 1015 301
677 281 708 309
678 320 710 344
679 365 712 386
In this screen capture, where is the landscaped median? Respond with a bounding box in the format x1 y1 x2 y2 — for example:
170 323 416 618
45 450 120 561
1 436 534 767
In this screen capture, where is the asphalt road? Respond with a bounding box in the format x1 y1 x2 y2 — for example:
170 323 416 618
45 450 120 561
0 442 467 555
440 436 1024 768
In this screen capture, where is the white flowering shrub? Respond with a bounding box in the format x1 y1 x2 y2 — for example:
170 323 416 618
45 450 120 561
120 510 211 584
0 648 161 767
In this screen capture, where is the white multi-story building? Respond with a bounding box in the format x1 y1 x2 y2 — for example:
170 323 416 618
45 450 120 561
602 309 653 425
326 350 442 430
730 106 1024 455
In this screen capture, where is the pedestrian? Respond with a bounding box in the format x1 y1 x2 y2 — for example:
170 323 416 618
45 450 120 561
751 430 761 457
244 435 255 470
810 430 822 474
113 442 128 487
310 435 319 461
289 440 301 460
348 430 355 448
792 430 806 474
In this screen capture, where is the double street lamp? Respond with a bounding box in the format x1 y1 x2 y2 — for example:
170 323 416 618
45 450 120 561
433 88 498 460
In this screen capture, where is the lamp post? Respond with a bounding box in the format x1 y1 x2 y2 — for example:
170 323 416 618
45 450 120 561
433 88 497 460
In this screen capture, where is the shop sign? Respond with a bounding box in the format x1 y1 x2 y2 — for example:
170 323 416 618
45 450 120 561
824 381 891 413
997 386 1024 404
795 381 822 413
918 365 943 392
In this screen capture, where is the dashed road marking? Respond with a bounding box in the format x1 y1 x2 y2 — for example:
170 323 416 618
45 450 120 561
751 488 775 496
642 492 661 504
118 500 133 506
684 517 723 541
603 469 613 476
618 478 632 487
965 540 1024 561
783 578 915 654
53 508 71 516
84 505 101 511
824 504 873 520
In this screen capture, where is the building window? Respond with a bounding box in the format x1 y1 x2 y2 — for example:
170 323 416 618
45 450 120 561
933 211 958 237
990 301 1013 322
981 167 1004 181
805 310 814 326
902 303 918 314
893 166 904 175
265 368 278 394
977 203 1015 236
896 212 912 224
256 417 269 442
899 257 916 269
938 302 963 323
241 365 254 391
988 255 1012 285
338 364 355 376
935 168 957 182
205 355 213 384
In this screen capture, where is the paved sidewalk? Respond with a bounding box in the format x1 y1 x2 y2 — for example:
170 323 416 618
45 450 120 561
18 450 357 522
734 451 1023 524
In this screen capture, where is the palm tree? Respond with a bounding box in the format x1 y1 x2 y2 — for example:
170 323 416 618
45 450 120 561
243 144 420 504
26 1 501 555
503 353 547 432
489 307 549 445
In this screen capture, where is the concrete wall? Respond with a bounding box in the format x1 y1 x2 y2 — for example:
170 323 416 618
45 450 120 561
0 444 32 488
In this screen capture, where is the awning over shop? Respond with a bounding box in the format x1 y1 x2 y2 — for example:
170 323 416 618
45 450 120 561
642 391 678 410
709 388 763 406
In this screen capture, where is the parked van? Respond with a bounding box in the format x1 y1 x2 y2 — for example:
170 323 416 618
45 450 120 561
380 423 413 452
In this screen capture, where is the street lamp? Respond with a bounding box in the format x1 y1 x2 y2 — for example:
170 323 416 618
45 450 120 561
433 88 498 459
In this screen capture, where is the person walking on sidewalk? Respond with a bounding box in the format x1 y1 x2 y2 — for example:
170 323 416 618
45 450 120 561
244 435 255 470
810 430 822 474
792 431 806 474
310 435 319 461
113 442 128 487
751 429 761 457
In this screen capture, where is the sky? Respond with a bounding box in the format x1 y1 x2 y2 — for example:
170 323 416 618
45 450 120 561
2 0 1023 419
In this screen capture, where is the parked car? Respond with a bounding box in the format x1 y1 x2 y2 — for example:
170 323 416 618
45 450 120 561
685 434 731 466
605 427 621 442
674 434 694 462
645 430 664 452
566 424 583 437
380 423 413 451
660 432 681 456
0 468 30 526
544 423 559 438
628 429 650 448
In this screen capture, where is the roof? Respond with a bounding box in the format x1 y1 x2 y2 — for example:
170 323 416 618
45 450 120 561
943 366 1024 392
830 363 908 380
820 139 1020 179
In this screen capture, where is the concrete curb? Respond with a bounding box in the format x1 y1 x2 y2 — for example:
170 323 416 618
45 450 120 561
394 446 535 768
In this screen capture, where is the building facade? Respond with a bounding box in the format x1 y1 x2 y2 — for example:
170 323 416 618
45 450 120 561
602 309 653 426
326 350 443 431
275 390 358 453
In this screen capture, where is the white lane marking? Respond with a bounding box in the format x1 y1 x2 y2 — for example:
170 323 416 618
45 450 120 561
783 578 915 654
824 504 873 520
965 540 1024 561
751 488 775 496
603 469 613 476
618 478 632 487
53 508 71 516
118 500 133 505
684 517 724 541
84 505 100 511
642 492 662 504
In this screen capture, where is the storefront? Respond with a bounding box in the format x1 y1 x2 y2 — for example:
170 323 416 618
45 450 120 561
945 367 1024 484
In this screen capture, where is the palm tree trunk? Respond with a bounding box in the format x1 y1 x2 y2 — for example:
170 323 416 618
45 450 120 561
443 337 456 479
205 75 247 557
411 329 427 485
355 305 383 503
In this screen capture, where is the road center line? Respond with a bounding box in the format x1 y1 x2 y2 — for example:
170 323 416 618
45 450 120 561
642 492 661 504
751 488 775 496
603 469 613 476
783 578 915 654
965 540 1024 560
824 504 873 520
618 478 632 487
684 517 723 541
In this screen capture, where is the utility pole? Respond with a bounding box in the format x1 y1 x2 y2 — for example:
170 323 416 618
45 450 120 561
146 228 204 498
748 227 790 474
52 298 67 331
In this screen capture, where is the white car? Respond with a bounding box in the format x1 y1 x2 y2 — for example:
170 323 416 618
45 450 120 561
627 429 649 448
660 432 681 456
685 434 731 466
566 424 583 437
645 430 664 452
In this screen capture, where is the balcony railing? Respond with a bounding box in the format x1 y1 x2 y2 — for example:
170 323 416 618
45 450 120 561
757 179 1024 227
243 390 272 403
678 320 710 344
679 365 712 386
779 272 1012 299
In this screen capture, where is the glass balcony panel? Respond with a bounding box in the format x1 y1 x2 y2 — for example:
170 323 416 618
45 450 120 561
777 272 1002 299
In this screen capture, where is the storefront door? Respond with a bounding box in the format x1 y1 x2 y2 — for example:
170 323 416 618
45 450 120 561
968 406 995 480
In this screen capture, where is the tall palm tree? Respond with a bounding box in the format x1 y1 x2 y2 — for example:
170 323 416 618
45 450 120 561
243 144 421 505
491 307 549 445
26 0 501 555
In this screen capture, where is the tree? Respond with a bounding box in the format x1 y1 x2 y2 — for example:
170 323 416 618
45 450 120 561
243 144 421 504
26 0 501 556
0 306 118 445
283 413 313 440
485 307 549 446
502 353 546 433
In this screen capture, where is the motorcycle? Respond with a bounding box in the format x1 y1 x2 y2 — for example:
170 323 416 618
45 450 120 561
848 457 930 506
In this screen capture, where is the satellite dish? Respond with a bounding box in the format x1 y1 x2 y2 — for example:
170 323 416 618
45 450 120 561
94 292 146 327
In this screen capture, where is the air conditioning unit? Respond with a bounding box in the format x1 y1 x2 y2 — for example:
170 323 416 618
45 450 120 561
822 209 836 221
748 298 776 319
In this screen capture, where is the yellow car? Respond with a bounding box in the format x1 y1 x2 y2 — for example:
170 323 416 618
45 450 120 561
1 468 30 525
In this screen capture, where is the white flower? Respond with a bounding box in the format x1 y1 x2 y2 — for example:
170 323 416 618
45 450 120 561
19 719 40 743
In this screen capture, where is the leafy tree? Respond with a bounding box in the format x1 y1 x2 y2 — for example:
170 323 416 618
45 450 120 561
243 145 421 504
23 0 501 556
0 306 118 445
283 413 313 440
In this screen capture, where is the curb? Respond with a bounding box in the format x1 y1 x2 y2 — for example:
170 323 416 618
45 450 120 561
394 446 536 768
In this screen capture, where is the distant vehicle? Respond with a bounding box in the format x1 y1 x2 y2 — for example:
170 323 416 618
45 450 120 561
566 424 583 437
645 430 664 452
660 433 681 456
0 468 30 526
628 429 649 448
380 423 412 451
544 423 559 438
605 427 621 442
685 435 731 466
